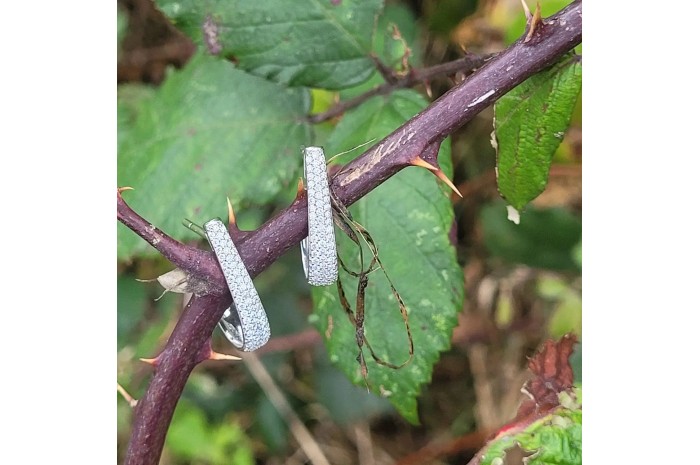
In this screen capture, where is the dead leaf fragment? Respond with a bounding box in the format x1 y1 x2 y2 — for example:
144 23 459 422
514 333 577 420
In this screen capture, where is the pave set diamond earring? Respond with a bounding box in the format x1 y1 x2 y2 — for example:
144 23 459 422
300 147 338 287
203 218 271 352
200 146 337 351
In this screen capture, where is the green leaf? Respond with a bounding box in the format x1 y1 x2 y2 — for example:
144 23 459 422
117 53 312 260
310 89 464 423
374 3 422 70
494 54 582 211
156 0 383 89
117 84 156 150
338 3 422 101
479 406 582 465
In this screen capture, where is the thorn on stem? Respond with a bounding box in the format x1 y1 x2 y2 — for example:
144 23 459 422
524 2 543 43
117 186 134 197
226 197 236 226
409 156 438 172
409 155 461 197
424 79 433 99
139 356 160 366
296 177 305 198
434 169 463 198
209 350 242 361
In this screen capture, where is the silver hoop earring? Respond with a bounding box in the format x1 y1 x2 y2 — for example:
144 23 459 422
203 218 270 351
300 146 338 286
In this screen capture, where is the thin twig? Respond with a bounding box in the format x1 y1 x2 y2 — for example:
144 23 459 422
117 383 138 408
468 344 501 430
242 353 331 465
353 422 375 465
255 328 322 355
308 53 493 124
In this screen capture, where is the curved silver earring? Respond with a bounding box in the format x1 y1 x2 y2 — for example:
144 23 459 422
300 146 338 286
203 218 270 351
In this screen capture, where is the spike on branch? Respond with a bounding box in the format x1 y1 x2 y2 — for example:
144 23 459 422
224 198 242 236
208 350 242 362
226 197 242 240
524 2 543 43
434 169 462 198
139 356 160 366
409 153 463 198
226 197 236 226
409 156 438 172
296 177 305 198
118 186 134 197
423 79 433 99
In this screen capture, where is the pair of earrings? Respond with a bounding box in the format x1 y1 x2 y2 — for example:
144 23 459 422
199 147 337 352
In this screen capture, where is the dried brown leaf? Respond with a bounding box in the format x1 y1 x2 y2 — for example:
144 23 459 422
513 333 577 422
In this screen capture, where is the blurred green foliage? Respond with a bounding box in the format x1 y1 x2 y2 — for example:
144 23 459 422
427 0 479 36
167 399 255 465
480 201 582 271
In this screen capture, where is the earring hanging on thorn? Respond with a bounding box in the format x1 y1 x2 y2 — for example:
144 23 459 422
300 146 338 286
196 218 271 351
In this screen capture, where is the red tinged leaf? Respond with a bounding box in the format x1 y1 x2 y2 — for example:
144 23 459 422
515 333 577 420
495 333 578 438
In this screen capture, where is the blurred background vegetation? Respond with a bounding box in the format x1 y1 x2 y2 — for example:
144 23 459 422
117 0 581 463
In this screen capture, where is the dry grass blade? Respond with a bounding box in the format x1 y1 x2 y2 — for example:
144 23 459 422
329 186 414 387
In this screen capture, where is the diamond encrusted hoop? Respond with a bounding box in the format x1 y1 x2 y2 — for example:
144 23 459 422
300 146 338 286
203 218 270 351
